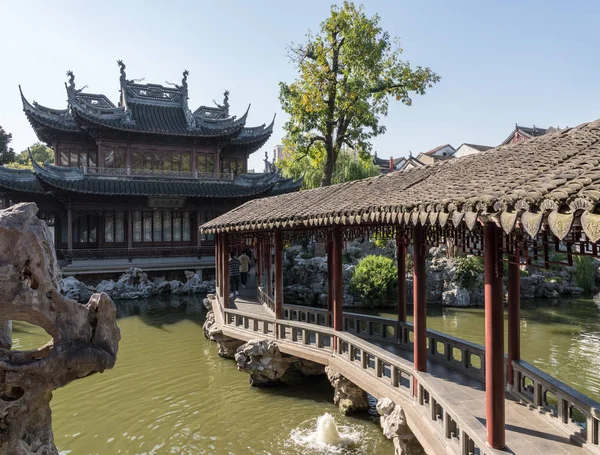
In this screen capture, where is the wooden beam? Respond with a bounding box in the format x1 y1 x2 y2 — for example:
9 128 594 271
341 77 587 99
274 229 283 319
413 224 426 372
484 222 506 449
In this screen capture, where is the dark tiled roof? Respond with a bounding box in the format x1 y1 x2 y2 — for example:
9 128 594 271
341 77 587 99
19 64 274 151
201 119 600 242
0 167 45 194
517 125 548 137
28 160 300 199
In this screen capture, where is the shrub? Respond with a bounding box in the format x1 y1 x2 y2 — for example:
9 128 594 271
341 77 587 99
574 256 596 293
350 255 398 304
453 256 484 290
300 252 313 259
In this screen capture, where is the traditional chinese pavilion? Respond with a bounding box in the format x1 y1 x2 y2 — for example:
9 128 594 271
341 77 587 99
0 61 300 275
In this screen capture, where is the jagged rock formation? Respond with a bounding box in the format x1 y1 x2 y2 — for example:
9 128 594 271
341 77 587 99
376 397 425 455
325 366 369 415
202 310 244 358
234 339 292 386
0 202 120 454
60 269 216 302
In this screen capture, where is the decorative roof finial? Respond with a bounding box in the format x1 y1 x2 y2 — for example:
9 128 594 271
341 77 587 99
66 70 76 91
182 70 189 90
223 90 230 109
117 60 127 85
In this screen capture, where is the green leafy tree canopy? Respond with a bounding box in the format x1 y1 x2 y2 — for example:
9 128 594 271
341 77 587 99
4 142 53 170
279 1 440 187
0 126 16 166
278 140 378 189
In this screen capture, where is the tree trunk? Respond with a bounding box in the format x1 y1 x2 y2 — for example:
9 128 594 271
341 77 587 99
321 142 335 187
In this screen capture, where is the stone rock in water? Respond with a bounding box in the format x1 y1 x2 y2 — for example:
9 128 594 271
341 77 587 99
442 286 471 307
0 203 120 454
325 366 369 415
376 397 425 455
234 339 292 386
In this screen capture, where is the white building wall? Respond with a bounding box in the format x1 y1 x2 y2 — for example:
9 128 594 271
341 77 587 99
454 145 479 158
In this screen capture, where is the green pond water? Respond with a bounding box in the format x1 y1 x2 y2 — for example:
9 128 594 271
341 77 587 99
11 295 600 454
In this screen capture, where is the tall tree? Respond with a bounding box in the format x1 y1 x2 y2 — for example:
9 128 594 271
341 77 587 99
0 126 16 165
279 2 440 186
278 139 378 190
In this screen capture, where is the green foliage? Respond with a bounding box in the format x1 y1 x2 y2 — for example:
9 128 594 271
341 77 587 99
0 125 16 165
300 252 313 259
453 256 484 290
279 1 439 187
350 255 397 304
520 269 530 277
6 142 53 169
574 256 596 293
545 276 563 284
278 142 379 190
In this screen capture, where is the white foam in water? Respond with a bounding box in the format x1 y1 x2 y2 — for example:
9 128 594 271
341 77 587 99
288 413 363 454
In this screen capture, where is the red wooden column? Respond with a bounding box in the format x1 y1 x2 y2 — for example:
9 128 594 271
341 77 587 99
215 233 221 297
257 242 263 288
396 227 407 324
274 229 283 319
413 224 427 372
507 243 521 387
327 239 334 327
484 222 505 449
222 233 230 307
266 238 273 298
332 226 343 332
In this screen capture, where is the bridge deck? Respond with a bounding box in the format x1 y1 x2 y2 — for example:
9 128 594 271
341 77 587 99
223 277 588 454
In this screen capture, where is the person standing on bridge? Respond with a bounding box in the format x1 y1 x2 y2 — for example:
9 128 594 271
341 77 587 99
238 250 251 288
229 253 241 297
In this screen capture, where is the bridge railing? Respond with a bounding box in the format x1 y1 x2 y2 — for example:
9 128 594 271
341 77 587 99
257 286 275 314
223 306 276 336
512 360 600 449
283 303 330 326
341 312 486 382
276 319 334 352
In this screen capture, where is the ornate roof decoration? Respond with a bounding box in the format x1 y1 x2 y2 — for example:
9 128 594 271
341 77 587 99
200 119 600 243
19 62 274 149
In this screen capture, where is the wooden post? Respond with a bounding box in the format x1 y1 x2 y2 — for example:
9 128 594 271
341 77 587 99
396 227 407 323
222 233 230 307
67 205 73 259
413 224 426 372
332 226 343 332
274 229 283 319
127 205 133 261
266 238 273 298
508 248 521 387
484 222 505 449
215 234 222 295
327 239 334 327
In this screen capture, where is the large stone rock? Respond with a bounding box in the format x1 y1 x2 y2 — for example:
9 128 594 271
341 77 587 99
202 309 244 358
59 276 93 303
293 358 326 377
0 203 120 454
234 339 292 386
376 397 425 455
325 366 369 415
442 286 471 307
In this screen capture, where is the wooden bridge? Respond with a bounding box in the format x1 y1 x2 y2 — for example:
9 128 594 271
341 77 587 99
209 281 600 455
200 122 600 454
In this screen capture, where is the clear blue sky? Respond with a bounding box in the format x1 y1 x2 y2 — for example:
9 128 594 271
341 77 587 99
1 0 599 171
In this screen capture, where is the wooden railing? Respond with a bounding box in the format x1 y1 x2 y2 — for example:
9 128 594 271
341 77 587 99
257 286 275 314
512 360 600 451
58 246 213 261
283 303 330 326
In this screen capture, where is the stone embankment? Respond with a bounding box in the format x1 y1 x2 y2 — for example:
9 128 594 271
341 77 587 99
60 267 215 302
